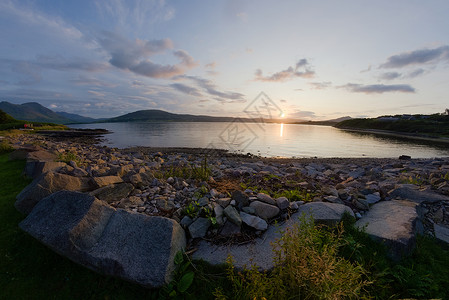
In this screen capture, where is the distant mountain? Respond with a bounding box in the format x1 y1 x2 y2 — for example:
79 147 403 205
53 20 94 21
0 101 72 124
294 116 352 126
106 109 247 123
56 111 97 123
0 101 98 124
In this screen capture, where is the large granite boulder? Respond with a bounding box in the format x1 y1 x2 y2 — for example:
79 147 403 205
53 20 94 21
355 200 422 260
193 202 353 270
19 191 186 288
90 183 134 203
15 171 93 214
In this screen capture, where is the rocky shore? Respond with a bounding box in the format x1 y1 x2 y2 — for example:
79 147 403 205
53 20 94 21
5 131 449 287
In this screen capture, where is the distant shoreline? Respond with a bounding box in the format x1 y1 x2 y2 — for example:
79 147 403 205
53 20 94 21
338 127 449 144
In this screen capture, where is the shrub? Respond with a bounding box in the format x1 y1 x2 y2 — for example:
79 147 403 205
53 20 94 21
216 215 370 299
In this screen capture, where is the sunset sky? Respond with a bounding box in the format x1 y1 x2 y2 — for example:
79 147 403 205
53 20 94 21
1 0 448 119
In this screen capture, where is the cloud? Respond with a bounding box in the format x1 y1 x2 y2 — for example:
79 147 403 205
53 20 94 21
341 83 415 94
98 31 197 78
309 81 332 89
379 72 402 80
35 55 108 72
88 90 106 97
280 99 287 103
380 45 449 68
170 83 203 97
177 75 246 103
255 59 315 82
290 110 317 119
408 68 425 78
71 75 117 87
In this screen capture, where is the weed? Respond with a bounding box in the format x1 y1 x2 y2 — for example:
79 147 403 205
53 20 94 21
159 251 195 299
57 151 80 164
219 215 370 299
0 140 13 154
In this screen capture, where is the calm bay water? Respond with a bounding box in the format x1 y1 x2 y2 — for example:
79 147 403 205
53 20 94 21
70 122 449 158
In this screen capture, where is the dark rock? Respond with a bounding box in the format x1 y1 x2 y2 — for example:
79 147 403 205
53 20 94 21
355 200 422 260
296 202 354 226
256 193 276 205
434 224 449 244
19 191 186 288
389 184 449 203
250 201 280 219
232 190 249 208
188 217 211 239
91 176 124 188
240 212 268 231
399 155 412 160
219 221 241 236
224 205 242 226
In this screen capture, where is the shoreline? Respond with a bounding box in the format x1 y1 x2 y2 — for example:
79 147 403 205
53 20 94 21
338 127 449 144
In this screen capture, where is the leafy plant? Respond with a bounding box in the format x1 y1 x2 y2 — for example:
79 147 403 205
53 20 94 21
57 151 80 164
159 251 195 299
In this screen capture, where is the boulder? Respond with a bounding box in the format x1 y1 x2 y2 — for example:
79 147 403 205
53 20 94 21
231 190 249 208
389 184 449 203
250 201 280 220
90 183 134 203
24 161 66 179
434 224 449 244
296 202 354 226
188 217 211 239
275 197 290 210
355 200 422 260
224 205 242 226
15 171 93 214
19 191 186 288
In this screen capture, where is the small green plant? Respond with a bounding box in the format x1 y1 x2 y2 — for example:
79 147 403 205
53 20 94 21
57 151 80 164
0 140 13 154
218 215 370 299
159 251 195 299
183 201 200 218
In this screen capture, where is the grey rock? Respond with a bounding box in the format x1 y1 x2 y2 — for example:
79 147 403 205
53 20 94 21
198 197 209 207
19 191 186 288
219 221 241 236
90 183 134 203
256 193 276 205
188 218 211 239
434 224 449 244
240 212 268 231
242 206 256 214
296 202 354 226
214 204 225 226
118 196 144 209
91 176 123 188
389 184 449 203
15 171 93 214
250 201 280 219
210 188 220 198
217 197 231 208
275 197 290 210
353 198 370 210
180 216 193 228
355 200 422 260
232 190 249 208
224 205 242 226
25 161 66 179
323 195 344 204
365 193 381 204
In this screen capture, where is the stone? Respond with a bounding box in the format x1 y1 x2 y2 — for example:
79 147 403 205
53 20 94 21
213 204 225 226
224 205 242 226
275 197 290 210
399 155 412 160
323 195 343 204
250 201 280 220
180 216 193 228
90 183 134 203
353 198 370 210
216 197 231 208
365 193 381 204
188 217 211 239
242 206 256 214
389 184 449 203
15 171 93 215
27 150 57 162
240 212 268 231
219 221 241 236
434 224 449 244
129 172 154 189
232 190 249 208
19 191 186 288
118 196 144 209
256 193 276 205
322 186 339 197
296 202 354 226
91 176 124 188
210 188 220 198
355 200 422 260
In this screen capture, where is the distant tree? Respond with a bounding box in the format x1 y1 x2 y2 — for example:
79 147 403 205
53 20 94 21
0 109 15 124
445 108 449 115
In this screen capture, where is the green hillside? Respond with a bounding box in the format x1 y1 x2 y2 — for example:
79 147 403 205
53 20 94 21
0 102 72 124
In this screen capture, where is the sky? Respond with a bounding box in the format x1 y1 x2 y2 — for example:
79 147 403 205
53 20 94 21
0 0 448 120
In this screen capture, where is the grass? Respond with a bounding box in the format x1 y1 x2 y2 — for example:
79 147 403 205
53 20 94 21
1 151 449 299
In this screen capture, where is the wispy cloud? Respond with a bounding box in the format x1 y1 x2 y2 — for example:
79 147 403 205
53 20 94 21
309 81 332 89
380 45 449 68
98 31 197 78
255 59 315 82
177 75 246 103
341 83 415 94
71 75 117 87
170 83 203 97
379 72 402 80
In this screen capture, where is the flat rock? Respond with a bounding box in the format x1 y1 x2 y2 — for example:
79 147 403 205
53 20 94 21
296 202 354 226
91 176 124 188
250 201 280 220
19 191 186 288
193 207 350 270
389 184 449 203
15 171 93 214
355 200 422 260
240 212 268 231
